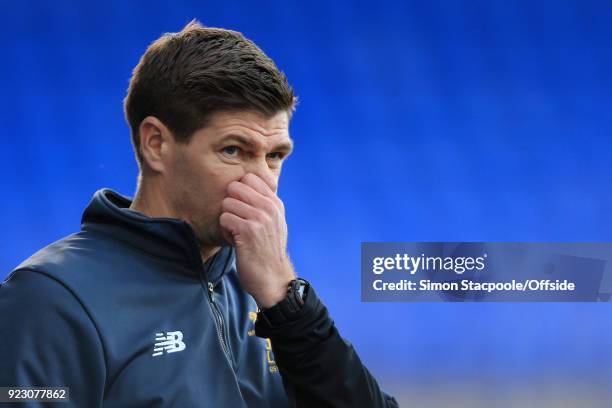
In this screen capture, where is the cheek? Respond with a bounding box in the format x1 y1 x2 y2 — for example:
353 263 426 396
172 154 246 207
209 163 245 194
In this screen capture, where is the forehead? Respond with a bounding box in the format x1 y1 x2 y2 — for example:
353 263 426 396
205 110 290 141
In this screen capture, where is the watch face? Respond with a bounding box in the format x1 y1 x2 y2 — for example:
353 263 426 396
292 279 307 305
258 280 310 326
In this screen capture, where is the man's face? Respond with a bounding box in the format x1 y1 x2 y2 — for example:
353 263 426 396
164 110 293 247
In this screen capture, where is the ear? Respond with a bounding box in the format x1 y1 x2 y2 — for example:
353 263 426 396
138 116 174 173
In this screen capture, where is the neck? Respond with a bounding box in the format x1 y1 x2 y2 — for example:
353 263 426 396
130 173 173 218
200 246 222 263
130 173 221 263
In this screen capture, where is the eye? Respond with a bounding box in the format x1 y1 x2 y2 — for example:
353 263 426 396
222 146 241 157
266 152 284 161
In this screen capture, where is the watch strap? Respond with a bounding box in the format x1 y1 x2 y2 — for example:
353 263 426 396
258 278 309 327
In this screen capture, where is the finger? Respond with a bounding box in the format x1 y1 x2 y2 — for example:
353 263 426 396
220 224 235 246
240 173 284 210
221 197 262 221
219 211 245 236
227 180 267 208
241 172 277 198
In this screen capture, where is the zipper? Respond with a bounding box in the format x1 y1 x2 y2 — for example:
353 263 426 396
199 250 233 366
197 250 245 405
207 281 232 363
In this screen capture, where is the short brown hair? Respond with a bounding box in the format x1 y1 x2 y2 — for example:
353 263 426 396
124 20 296 165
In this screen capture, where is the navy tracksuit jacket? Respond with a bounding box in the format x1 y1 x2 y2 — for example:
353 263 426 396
0 189 398 407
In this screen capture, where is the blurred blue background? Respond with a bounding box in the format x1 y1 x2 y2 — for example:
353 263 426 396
2 1 611 406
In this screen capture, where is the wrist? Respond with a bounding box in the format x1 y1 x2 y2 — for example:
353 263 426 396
248 259 296 308
257 278 310 327
255 280 293 308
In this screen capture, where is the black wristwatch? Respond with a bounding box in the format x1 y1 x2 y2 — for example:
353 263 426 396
258 278 309 327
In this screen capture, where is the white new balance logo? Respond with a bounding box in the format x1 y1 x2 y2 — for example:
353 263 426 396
152 331 186 357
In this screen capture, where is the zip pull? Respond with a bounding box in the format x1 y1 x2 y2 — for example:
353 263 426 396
207 282 214 293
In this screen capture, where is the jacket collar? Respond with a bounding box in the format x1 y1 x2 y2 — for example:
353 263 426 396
80 188 234 283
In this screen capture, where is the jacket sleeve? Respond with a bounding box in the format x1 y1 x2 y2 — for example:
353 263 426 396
255 282 399 408
0 269 106 407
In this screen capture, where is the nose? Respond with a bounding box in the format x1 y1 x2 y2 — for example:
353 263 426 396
242 159 278 194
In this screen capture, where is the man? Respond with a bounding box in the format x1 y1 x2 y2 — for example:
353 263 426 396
0 21 398 407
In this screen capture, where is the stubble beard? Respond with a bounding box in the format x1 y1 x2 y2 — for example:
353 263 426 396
191 214 228 249
168 184 228 252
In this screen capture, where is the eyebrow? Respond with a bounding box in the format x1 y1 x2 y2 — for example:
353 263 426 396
218 134 294 155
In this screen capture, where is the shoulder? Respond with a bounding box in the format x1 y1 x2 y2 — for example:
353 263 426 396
13 230 119 274
0 269 106 399
8 229 141 296
0 267 105 363
1 268 93 329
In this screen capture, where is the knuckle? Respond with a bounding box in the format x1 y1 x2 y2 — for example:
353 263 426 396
244 220 262 234
259 212 270 224
219 212 230 225
243 173 257 184
261 197 277 214
254 211 268 224
227 181 241 195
